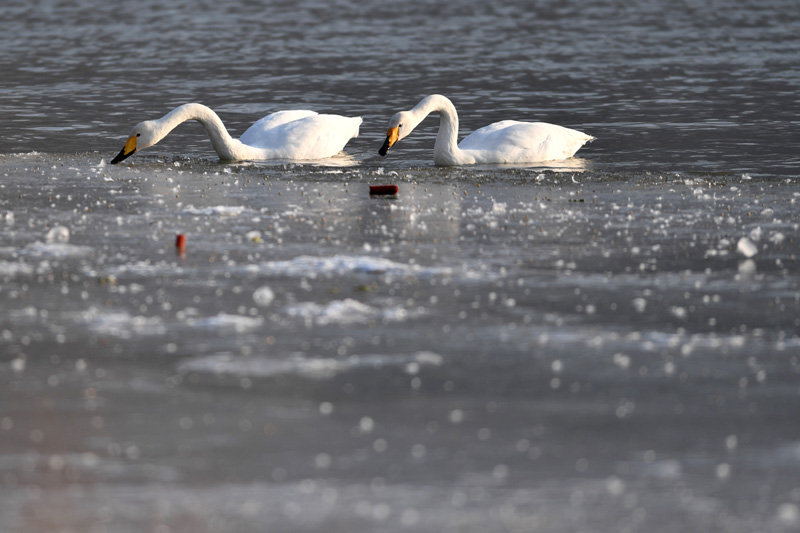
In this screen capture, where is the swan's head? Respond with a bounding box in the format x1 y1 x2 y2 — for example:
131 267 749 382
110 121 159 164
378 111 413 156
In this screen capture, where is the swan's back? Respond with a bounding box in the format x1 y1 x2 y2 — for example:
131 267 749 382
459 120 594 163
239 110 319 145
240 111 362 159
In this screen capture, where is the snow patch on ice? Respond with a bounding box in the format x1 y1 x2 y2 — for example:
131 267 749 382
285 298 419 326
75 308 166 337
185 313 264 332
183 205 249 216
21 242 93 258
255 254 451 278
0 261 34 276
177 351 444 380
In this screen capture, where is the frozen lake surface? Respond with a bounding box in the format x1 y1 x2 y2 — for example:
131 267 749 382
2 0 800 532
2 153 799 532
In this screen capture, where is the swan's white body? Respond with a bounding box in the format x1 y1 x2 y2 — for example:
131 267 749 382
379 94 594 166
111 103 362 163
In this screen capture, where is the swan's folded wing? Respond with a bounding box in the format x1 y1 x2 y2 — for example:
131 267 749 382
459 121 593 163
243 114 361 160
239 110 318 146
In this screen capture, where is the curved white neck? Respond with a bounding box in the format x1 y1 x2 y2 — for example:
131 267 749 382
155 103 244 160
408 95 465 165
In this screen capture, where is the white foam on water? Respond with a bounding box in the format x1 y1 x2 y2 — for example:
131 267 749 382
75 308 166 338
285 298 420 326
104 261 184 277
182 205 249 216
184 313 264 332
0 261 34 276
255 254 451 278
177 351 444 380
20 242 93 258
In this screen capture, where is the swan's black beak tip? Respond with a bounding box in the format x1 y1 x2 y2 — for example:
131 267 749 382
110 147 134 165
110 135 138 164
378 138 391 157
110 150 134 165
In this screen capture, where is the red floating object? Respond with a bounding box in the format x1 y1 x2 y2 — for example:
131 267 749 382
369 184 399 196
175 234 186 251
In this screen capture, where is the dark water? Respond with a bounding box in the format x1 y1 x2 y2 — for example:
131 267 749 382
2 1 800 532
2 0 799 175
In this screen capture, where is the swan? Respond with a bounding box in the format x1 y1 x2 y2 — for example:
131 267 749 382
110 103 362 164
378 94 594 165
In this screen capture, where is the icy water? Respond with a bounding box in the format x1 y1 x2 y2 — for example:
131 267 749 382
2 1 800 532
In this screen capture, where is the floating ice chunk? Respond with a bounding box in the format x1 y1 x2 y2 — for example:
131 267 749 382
736 237 758 258
632 298 647 313
246 230 262 242
769 232 785 245
46 226 70 243
3 212 13 225
749 226 762 241
252 286 275 307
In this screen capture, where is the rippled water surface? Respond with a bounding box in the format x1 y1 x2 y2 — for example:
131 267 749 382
2 1 800 532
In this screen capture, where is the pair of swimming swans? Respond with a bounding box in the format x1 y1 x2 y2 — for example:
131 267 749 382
110 95 594 166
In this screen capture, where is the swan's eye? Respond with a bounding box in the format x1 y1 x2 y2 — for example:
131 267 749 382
136 133 141 137
399 124 403 128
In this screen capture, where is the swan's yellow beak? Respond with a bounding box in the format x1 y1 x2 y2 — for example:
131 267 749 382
111 135 138 164
378 126 399 156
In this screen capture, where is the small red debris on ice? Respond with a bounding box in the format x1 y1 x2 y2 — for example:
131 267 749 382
369 185 399 196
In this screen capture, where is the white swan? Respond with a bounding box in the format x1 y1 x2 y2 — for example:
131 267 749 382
378 94 594 166
111 103 362 164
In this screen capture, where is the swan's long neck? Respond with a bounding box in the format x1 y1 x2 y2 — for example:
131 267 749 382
409 95 463 165
155 103 243 160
